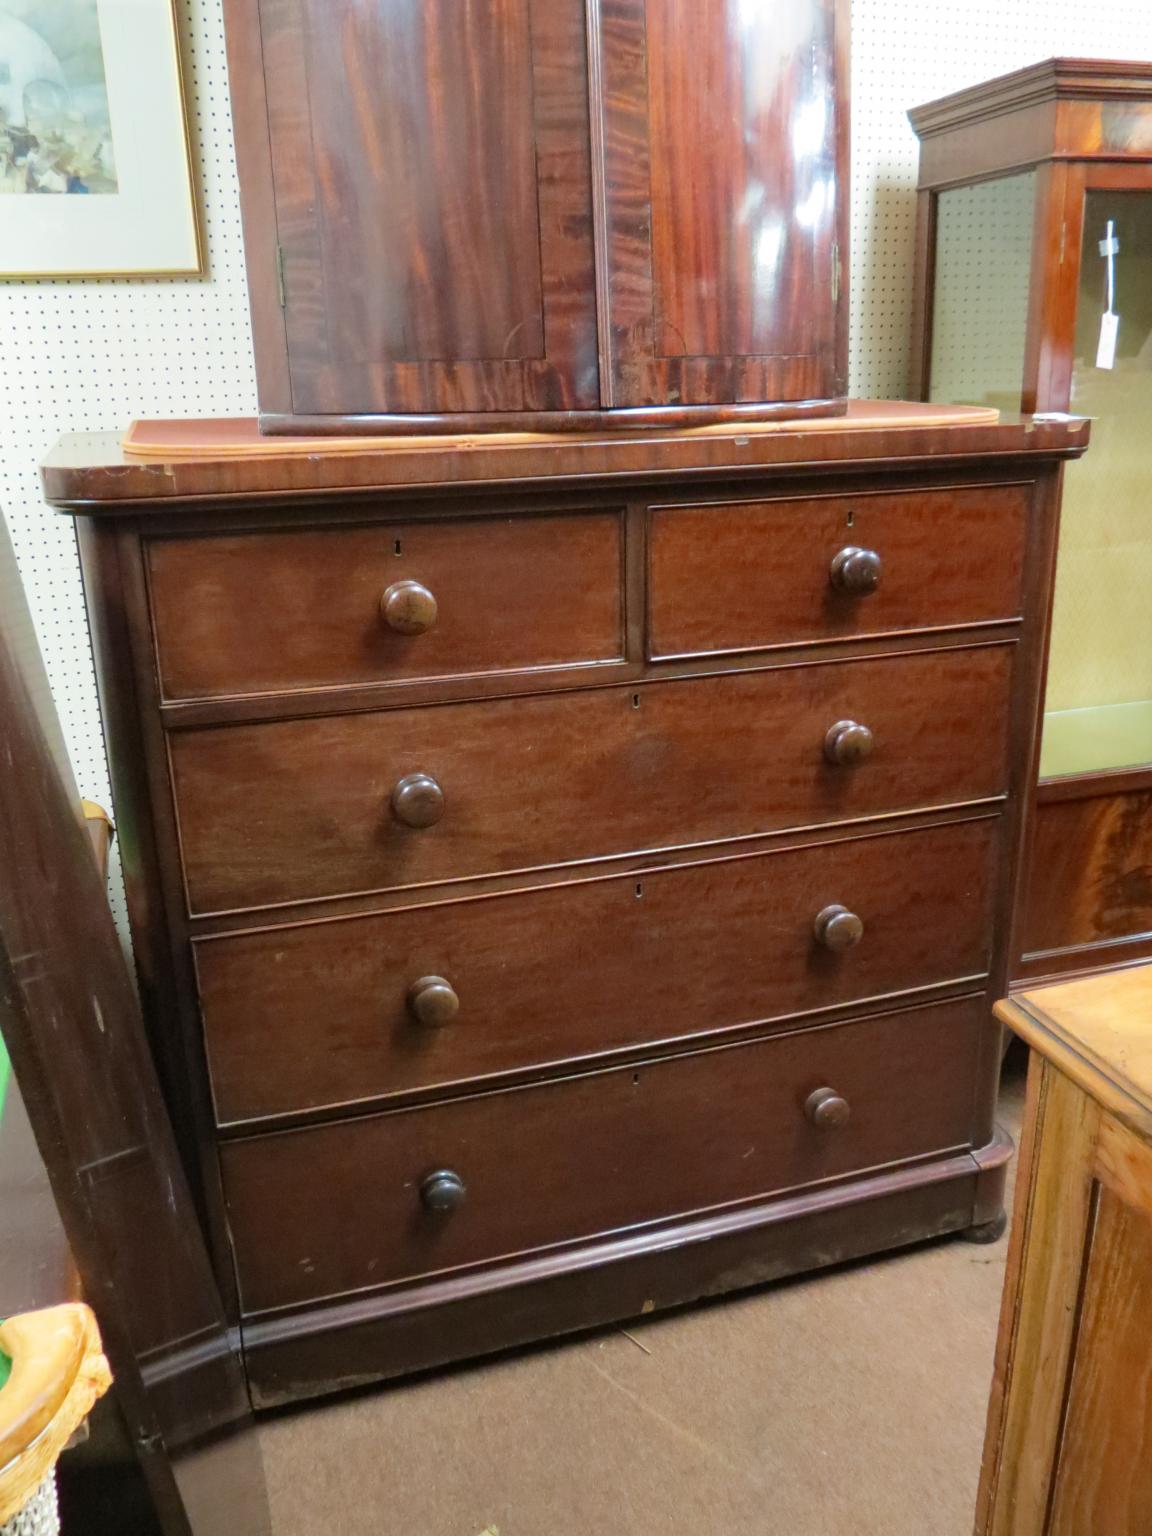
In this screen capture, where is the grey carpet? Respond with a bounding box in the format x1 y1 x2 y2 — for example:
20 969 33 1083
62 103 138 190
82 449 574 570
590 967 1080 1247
259 1064 1026 1535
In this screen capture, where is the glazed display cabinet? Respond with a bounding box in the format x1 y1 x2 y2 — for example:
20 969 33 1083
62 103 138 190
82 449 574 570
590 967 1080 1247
910 58 1152 983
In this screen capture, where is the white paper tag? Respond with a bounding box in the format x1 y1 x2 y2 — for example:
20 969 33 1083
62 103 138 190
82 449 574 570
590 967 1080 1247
1097 311 1119 370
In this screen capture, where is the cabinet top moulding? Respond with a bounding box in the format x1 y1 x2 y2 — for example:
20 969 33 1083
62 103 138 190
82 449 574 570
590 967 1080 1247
41 405 1090 514
910 56 1152 191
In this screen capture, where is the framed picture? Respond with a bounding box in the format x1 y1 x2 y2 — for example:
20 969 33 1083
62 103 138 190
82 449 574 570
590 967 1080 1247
0 0 202 277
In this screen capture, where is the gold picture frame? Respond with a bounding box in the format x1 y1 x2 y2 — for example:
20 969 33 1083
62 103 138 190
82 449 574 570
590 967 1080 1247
0 0 203 278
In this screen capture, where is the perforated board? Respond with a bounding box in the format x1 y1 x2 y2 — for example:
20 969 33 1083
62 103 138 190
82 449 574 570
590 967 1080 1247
3 0 1152 926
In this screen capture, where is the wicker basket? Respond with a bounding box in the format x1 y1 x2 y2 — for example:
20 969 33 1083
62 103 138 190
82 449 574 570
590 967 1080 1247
0 1475 58 1536
0 1306 111 1534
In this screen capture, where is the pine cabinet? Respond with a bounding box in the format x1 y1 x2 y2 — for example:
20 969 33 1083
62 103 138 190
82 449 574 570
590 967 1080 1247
982 964 1152 1535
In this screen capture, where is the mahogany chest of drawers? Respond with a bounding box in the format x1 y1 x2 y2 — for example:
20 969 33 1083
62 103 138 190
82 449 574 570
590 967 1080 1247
44 404 1088 1406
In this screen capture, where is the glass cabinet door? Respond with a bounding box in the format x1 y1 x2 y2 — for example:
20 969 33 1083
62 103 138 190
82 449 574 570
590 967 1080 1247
927 172 1036 411
1041 190 1152 778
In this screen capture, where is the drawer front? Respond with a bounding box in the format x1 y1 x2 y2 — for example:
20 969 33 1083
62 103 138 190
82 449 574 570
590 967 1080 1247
221 996 986 1314
199 816 999 1124
146 512 624 700
647 484 1029 659
171 643 1013 914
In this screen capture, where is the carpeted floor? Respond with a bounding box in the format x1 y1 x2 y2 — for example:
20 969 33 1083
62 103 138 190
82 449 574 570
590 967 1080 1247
259 1065 1026 1536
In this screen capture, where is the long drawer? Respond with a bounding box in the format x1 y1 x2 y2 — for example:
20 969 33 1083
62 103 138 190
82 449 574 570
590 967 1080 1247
647 482 1029 659
170 643 1014 914
221 996 987 1315
146 510 625 701
198 815 1000 1124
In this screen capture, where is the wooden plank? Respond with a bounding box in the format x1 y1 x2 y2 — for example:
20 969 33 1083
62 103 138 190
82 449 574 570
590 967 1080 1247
977 1061 1101 1536
1048 1172 1152 1534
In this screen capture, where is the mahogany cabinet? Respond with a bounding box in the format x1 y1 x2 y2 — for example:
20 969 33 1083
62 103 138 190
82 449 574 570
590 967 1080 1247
909 59 1152 985
44 404 1087 1405
223 0 850 434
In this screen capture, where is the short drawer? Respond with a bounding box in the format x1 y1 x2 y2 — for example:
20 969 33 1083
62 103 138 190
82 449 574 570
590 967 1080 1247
198 816 999 1124
221 996 986 1314
170 642 1013 914
146 511 624 700
647 483 1029 659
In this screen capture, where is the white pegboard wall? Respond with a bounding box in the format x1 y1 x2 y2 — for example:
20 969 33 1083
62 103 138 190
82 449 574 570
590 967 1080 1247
5 0 1152 898
0 0 257 928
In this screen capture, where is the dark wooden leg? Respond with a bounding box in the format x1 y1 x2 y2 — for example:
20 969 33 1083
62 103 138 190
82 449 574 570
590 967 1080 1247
960 1210 1009 1244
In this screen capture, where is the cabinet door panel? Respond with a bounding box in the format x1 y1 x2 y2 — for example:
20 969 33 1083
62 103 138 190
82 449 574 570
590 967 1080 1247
590 0 846 409
261 0 599 415
1048 1180 1152 1536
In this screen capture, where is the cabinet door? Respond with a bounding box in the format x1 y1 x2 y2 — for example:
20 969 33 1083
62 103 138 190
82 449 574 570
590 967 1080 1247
259 0 599 417
589 0 847 410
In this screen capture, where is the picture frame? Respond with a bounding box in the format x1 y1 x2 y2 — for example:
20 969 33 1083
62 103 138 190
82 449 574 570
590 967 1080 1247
0 0 202 278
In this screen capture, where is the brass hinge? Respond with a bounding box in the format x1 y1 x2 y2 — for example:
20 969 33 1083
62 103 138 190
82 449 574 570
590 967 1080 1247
831 241 842 305
276 245 286 308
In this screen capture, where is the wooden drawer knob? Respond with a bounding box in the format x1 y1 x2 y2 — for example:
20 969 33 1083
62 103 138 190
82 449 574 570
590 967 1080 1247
391 772 445 828
824 719 874 766
805 1087 851 1129
814 904 864 951
420 1169 466 1213
408 975 460 1028
830 546 882 595
381 580 438 635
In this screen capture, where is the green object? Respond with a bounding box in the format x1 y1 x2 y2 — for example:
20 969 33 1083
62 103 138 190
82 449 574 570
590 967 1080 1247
0 1040 13 1390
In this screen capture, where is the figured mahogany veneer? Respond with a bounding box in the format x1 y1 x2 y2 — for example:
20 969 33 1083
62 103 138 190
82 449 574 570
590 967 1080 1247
224 0 849 431
44 407 1085 1403
146 511 625 701
647 483 1028 659
1018 782 1152 977
221 995 985 1316
197 814 999 1125
169 644 1013 915
587 0 844 412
